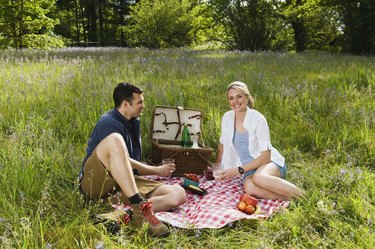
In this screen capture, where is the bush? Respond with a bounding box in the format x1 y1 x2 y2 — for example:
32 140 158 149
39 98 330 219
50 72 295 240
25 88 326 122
22 33 65 49
124 0 196 48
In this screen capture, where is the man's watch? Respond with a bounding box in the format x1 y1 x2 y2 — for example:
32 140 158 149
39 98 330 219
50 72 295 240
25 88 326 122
238 166 245 174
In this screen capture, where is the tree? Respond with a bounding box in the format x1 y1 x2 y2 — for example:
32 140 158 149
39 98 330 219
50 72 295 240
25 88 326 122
0 0 64 48
277 0 341 52
324 0 375 55
54 0 139 46
124 0 199 48
208 0 281 51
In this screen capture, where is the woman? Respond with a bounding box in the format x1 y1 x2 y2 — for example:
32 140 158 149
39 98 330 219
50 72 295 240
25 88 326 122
215 81 304 200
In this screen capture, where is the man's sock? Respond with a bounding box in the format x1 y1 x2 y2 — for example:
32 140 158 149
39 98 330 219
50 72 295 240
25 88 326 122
129 193 144 204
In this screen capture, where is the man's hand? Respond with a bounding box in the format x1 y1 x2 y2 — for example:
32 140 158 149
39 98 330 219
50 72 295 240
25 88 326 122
157 163 176 177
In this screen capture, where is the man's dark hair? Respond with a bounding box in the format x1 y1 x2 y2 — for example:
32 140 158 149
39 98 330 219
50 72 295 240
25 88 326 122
113 82 143 108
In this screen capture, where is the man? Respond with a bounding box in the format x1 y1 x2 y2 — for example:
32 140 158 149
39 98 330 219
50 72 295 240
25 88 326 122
79 82 186 237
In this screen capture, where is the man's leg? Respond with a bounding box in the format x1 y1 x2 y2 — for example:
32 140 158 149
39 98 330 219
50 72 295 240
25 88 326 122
146 184 187 212
83 133 169 237
95 133 139 199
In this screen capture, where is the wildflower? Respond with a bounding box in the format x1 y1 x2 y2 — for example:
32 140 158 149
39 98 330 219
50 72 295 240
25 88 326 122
367 218 373 226
355 167 363 176
317 200 328 213
195 229 202 238
339 168 346 176
95 241 105 249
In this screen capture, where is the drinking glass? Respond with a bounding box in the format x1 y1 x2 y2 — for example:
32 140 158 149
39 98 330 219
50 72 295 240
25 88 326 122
211 162 223 192
162 158 175 184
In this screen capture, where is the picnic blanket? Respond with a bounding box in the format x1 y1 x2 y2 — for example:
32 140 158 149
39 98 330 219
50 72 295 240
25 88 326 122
114 175 289 229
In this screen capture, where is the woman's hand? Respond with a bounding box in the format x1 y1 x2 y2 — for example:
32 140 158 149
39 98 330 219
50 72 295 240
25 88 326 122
156 163 176 177
215 168 238 180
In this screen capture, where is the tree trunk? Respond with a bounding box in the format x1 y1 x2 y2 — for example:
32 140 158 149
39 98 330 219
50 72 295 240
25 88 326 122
98 0 104 45
18 0 25 48
87 0 97 43
291 0 306 52
291 19 306 52
75 0 80 42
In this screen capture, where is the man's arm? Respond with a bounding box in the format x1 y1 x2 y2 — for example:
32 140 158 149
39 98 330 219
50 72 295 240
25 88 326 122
129 158 175 177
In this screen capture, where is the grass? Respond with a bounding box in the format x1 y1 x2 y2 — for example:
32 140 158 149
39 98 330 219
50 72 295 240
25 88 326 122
0 48 374 248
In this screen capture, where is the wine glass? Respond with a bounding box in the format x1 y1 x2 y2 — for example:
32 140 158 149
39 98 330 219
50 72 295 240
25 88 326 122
162 158 175 184
211 162 223 192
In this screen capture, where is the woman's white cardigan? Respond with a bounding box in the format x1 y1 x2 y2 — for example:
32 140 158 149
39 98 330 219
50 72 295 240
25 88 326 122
219 107 285 169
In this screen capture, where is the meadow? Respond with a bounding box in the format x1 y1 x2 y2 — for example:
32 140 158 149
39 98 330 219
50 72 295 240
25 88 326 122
0 47 374 248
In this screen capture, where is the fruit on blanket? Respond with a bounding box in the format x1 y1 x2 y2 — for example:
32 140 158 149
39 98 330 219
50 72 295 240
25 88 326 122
237 193 259 215
244 204 256 215
254 206 262 214
237 201 246 211
184 173 199 183
239 193 258 207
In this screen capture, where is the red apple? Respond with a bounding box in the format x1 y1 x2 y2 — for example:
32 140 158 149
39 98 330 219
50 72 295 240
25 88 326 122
239 193 249 202
244 205 256 215
239 193 258 207
237 201 246 211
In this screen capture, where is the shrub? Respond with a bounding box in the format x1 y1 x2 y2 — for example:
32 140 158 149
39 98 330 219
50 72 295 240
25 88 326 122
124 0 196 48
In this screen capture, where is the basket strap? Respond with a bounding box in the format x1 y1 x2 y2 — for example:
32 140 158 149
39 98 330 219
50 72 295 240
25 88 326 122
188 114 202 120
166 151 181 159
175 109 182 140
197 152 211 165
168 151 211 165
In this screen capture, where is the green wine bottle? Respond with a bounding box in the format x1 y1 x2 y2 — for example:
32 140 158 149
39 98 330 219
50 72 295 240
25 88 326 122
181 124 192 147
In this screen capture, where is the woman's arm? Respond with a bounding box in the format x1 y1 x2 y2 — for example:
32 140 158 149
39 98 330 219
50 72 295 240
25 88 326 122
242 150 271 172
217 150 271 180
216 143 223 163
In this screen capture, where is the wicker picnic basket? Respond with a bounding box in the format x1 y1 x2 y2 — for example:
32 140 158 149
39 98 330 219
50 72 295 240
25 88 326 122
150 106 213 175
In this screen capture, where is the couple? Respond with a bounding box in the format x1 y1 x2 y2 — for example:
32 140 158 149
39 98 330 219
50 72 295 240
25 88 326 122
79 81 304 237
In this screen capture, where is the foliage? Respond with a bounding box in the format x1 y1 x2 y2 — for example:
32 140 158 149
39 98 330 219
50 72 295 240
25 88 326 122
22 34 65 49
208 0 281 51
207 0 342 52
324 0 375 54
0 48 374 248
0 0 64 49
276 0 341 52
124 0 199 48
1 0 375 53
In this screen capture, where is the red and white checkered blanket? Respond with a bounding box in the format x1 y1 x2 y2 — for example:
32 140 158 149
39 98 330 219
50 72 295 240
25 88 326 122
114 175 289 229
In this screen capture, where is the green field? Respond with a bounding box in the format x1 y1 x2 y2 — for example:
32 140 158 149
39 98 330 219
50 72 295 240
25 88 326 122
0 48 374 248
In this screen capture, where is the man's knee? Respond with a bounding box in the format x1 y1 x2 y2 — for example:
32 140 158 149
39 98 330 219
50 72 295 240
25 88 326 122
97 133 129 159
102 133 126 149
169 185 187 206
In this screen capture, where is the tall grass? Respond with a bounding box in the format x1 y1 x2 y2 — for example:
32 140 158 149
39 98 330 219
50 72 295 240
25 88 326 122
0 48 374 248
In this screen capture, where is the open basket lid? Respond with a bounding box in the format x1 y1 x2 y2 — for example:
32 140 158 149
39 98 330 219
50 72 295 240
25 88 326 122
150 106 202 142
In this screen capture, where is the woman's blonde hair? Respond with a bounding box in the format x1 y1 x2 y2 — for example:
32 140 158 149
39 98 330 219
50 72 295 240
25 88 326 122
227 81 254 108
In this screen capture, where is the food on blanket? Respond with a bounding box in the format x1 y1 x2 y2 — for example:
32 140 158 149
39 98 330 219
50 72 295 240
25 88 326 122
237 193 258 215
188 184 203 192
184 184 207 195
254 206 262 214
182 177 199 187
184 173 199 182
237 200 256 214
181 177 206 195
240 193 258 207
244 204 256 215
237 201 247 211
